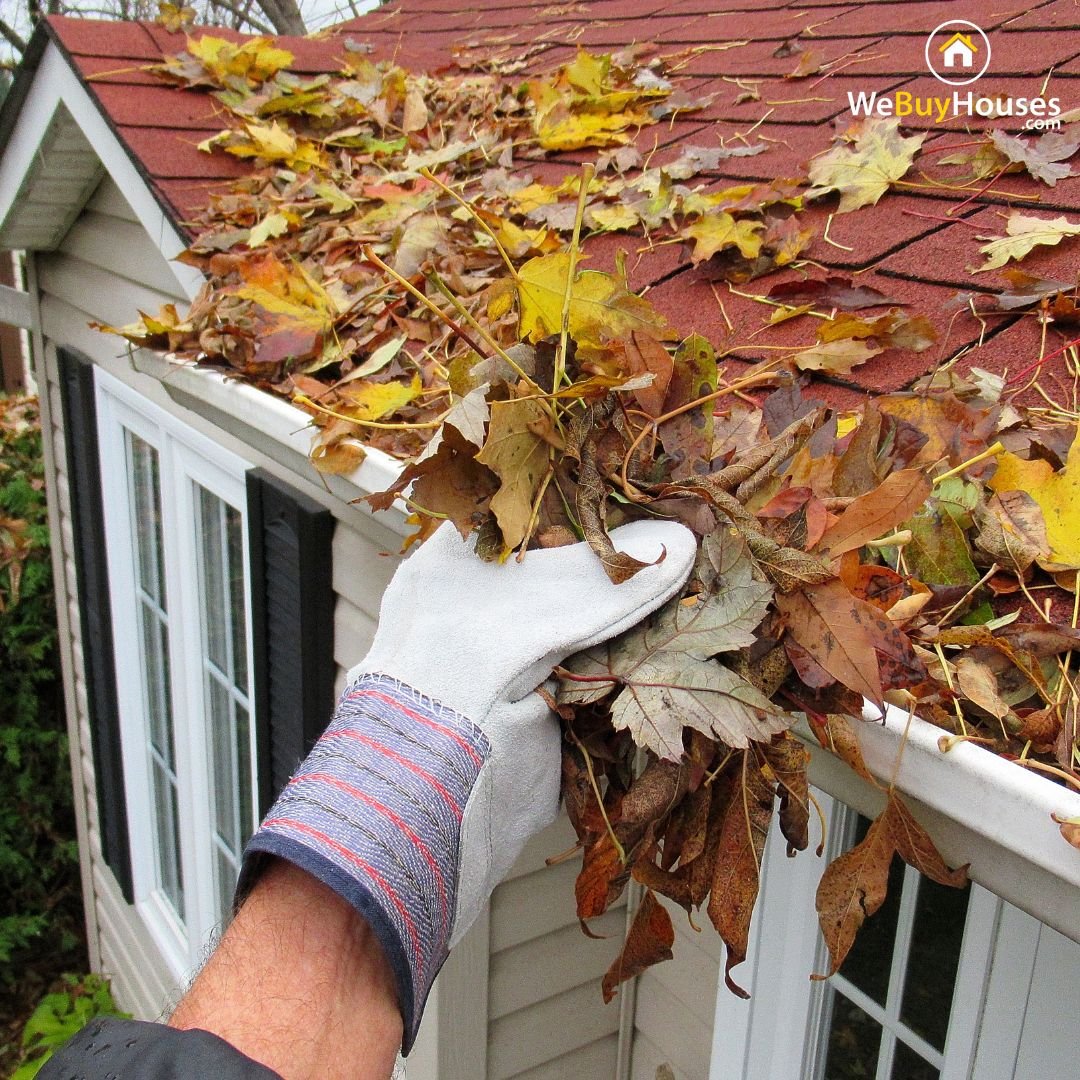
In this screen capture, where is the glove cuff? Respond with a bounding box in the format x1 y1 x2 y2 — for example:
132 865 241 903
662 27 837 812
237 674 489 1053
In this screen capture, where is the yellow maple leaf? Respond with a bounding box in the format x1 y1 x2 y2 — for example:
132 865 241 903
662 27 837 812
989 432 1080 567
495 219 559 259
187 35 293 87
806 117 926 214
475 394 549 549
206 120 326 171
536 108 650 151
562 50 611 96
340 374 423 422
973 213 1080 272
683 213 764 264
516 252 674 348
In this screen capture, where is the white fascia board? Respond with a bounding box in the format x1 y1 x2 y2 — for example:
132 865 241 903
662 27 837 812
0 43 204 301
799 703 1080 944
0 282 32 329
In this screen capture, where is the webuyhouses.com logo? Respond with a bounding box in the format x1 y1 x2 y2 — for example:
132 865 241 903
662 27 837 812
848 19 1062 130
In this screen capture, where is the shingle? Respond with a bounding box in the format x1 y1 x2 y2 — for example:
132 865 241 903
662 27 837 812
39 0 1080 401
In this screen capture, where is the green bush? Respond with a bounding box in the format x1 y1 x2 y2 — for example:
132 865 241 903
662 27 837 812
12 974 128 1079
0 395 85 1052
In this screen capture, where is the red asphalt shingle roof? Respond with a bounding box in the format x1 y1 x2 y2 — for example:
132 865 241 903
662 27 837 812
39 1 1080 404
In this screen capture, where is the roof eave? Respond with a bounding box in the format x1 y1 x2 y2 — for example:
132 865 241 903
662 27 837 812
0 29 203 297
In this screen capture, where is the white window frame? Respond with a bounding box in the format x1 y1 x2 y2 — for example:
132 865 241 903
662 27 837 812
707 789 1011 1080
95 368 257 979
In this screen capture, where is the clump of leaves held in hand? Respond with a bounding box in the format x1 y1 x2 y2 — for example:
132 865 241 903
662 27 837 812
97 32 1080 999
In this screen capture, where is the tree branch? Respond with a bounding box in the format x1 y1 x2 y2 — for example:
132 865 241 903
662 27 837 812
253 0 305 35
208 0 273 35
0 16 27 53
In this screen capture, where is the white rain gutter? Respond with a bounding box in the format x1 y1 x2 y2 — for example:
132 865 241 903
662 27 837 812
134 349 1080 942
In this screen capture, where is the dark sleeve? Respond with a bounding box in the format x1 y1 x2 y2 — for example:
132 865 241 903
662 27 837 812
38 1017 283 1079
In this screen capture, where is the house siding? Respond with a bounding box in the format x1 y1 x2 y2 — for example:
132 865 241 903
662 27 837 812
485 817 627 1079
630 902 720 1080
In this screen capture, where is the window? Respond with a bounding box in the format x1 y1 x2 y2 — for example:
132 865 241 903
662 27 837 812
813 815 971 1080
708 788 1001 1080
96 370 256 975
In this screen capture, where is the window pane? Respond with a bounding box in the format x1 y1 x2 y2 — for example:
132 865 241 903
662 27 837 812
198 487 228 673
226 506 248 690
127 432 184 926
822 992 881 1080
128 433 165 605
151 759 184 920
838 817 905 1005
892 1040 939 1080
196 484 253 923
141 603 169 762
208 675 237 852
900 876 970 1050
235 702 253 846
215 846 237 929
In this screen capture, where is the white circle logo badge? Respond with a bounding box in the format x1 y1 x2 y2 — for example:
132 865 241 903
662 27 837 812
925 20 992 86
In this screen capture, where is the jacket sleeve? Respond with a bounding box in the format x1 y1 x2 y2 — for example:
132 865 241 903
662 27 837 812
37 1017 282 1079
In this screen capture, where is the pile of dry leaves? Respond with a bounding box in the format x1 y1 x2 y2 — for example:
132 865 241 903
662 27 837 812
101 31 1080 998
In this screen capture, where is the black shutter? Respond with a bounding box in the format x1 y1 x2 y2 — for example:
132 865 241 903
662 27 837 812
55 347 133 902
246 469 336 815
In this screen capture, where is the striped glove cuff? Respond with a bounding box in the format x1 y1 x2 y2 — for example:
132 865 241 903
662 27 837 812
238 674 490 1052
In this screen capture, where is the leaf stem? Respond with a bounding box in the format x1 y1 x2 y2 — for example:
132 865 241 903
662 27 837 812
516 459 555 561
569 728 626 864
1010 756 1080 792
294 392 446 430
556 163 595 393
932 441 1004 484
419 166 521 282
361 245 489 358
619 363 783 500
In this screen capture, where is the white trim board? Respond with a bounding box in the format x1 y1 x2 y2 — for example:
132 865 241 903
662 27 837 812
0 41 204 300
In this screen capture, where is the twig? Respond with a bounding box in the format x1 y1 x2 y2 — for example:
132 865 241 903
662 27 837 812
568 728 626 863
933 442 1004 484
557 163 595 393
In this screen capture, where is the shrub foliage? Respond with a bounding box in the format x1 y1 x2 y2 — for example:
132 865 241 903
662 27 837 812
0 395 85 1040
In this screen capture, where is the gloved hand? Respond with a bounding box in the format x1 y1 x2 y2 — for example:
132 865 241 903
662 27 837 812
239 519 695 1052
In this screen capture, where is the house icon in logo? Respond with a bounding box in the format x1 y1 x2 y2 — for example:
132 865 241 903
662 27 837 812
939 31 978 68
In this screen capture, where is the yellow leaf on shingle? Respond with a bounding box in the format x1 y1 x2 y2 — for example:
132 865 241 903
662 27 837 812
516 252 674 348
989 431 1080 568
683 213 764 264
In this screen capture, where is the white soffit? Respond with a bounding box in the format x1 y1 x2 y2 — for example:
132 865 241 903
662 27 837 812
0 43 204 301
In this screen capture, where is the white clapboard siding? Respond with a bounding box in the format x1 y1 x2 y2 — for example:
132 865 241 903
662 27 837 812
331 520 403 621
333 596 378 678
488 979 623 1080
86 177 140 223
489 912 625 1021
60 211 189 302
1013 924 1080 1079
628 889 722 1080
37 253 182 335
487 813 630 1078
631 1031 694 1080
633 973 713 1080
512 1034 619 1080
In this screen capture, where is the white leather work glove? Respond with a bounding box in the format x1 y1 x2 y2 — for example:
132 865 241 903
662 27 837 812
239 519 696 1052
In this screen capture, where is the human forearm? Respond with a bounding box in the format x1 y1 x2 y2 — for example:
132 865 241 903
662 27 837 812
169 860 403 1080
